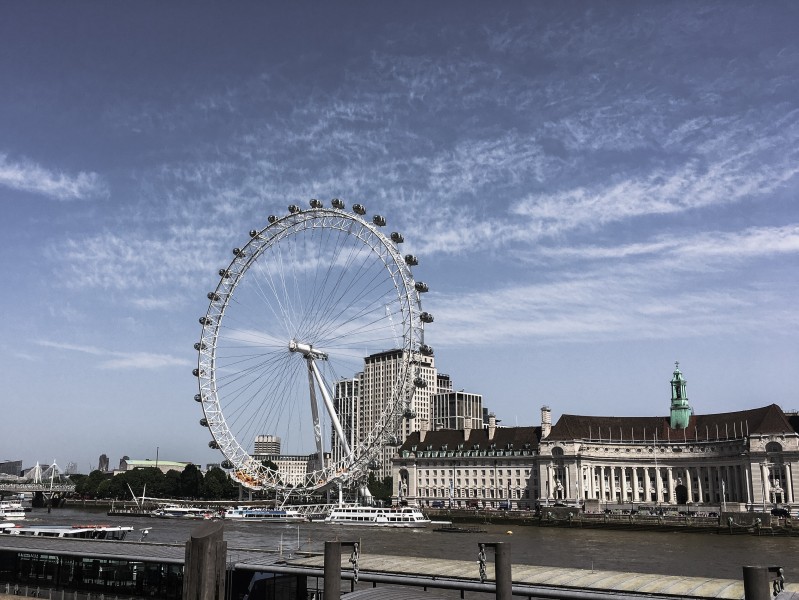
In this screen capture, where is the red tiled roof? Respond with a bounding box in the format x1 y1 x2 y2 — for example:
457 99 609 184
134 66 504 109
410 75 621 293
399 426 541 452
546 404 793 442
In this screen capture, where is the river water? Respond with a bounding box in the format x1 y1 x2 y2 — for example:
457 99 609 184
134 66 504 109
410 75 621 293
20 507 799 581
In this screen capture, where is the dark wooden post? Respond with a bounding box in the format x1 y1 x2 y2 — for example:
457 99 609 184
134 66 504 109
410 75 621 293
324 540 342 599
183 520 227 600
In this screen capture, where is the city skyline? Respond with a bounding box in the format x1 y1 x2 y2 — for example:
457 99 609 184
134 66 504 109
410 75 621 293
2 3 798 472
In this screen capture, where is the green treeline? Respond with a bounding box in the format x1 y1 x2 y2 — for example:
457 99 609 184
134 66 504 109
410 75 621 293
70 465 239 501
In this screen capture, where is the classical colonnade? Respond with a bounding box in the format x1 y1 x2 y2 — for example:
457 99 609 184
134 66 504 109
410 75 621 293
544 460 795 505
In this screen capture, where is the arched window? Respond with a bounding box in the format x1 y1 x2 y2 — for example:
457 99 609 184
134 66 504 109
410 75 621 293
551 447 564 457
766 442 783 453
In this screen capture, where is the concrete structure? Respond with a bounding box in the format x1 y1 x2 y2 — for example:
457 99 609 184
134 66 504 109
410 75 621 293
250 452 330 488
254 435 281 455
393 364 799 512
334 349 439 480
0 461 22 478
116 458 194 475
433 388 483 431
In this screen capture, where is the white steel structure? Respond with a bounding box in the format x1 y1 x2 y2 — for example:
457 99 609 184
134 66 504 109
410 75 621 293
194 200 433 492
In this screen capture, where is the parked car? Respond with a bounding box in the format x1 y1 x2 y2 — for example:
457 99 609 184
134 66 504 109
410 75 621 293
771 507 790 518
431 500 444 508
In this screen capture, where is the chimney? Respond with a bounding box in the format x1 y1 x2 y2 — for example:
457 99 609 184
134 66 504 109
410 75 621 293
541 405 552 439
488 413 496 441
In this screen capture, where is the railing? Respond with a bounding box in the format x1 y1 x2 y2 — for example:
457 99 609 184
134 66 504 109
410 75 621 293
3 582 146 600
0 483 75 492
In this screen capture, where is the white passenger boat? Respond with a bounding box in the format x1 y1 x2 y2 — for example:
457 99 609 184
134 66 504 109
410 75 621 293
151 504 217 519
0 524 134 540
0 501 26 521
324 506 430 527
223 506 307 523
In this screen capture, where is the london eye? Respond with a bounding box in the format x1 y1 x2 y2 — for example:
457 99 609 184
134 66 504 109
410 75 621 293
193 200 431 492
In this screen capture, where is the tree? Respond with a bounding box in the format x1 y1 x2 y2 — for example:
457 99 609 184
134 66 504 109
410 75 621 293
162 470 182 499
179 464 203 499
367 473 393 504
203 467 237 500
75 470 109 498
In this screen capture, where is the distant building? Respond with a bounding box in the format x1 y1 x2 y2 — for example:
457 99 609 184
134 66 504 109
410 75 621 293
251 452 330 487
116 458 195 475
0 460 22 477
254 435 281 455
98 454 110 472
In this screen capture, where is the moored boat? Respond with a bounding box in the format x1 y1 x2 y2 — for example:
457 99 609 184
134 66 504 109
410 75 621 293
223 506 307 523
0 523 134 540
433 524 487 533
151 504 218 519
324 505 430 527
0 501 26 521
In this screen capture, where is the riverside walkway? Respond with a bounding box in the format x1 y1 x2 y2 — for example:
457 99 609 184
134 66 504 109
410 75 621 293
1 530 796 600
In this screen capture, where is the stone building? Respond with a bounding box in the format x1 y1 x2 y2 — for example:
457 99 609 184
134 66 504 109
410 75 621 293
393 413 541 509
393 363 799 512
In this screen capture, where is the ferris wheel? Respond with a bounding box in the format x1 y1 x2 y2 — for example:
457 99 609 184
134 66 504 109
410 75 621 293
193 199 433 492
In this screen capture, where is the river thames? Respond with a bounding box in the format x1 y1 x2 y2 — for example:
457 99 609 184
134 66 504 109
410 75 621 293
20 507 799 581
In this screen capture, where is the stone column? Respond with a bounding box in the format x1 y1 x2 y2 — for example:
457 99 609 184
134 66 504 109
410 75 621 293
666 468 674 504
632 467 639 503
761 463 770 505
655 467 663 504
599 465 607 501
644 467 652 503
696 466 704 503
620 466 628 503
785 464 793 503
707 466 716 503
686 467 693 503
744 464 752 505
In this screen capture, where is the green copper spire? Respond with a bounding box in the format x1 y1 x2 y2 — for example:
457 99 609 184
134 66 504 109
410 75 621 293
670 361 692 429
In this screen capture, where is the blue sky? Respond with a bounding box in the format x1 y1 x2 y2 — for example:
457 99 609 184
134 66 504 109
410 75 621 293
2 2 798 473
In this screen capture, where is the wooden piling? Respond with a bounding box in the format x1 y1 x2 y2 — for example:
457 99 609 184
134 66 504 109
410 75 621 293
182 520 227 600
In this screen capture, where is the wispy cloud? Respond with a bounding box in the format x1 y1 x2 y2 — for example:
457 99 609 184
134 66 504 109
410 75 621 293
513 156 799 237
540 225 799 263
0 154 108 201
36 340 190 370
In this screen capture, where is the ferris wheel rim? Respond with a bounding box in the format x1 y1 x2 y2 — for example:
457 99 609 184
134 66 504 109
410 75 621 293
194 204 426 492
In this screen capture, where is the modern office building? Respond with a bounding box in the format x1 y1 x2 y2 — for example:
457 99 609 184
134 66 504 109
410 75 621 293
0 461 22 478
97 454 110 472
433 388 484 431
254 435 281 455
333 349 439 480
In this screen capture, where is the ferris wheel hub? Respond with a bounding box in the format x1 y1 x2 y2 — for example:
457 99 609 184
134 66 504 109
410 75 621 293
288 339 328 360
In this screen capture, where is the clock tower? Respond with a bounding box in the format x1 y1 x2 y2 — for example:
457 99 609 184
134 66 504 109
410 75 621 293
669 361 692 429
